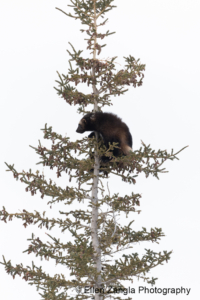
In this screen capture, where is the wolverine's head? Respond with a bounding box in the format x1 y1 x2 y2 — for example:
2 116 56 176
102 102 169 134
76 113 96 133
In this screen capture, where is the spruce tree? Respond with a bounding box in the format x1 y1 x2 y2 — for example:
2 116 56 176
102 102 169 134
0 1 186 300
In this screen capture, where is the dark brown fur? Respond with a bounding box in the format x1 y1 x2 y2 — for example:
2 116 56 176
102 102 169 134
76 112 133 157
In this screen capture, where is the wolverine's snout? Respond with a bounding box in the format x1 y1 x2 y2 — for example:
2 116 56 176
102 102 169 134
76 124 84 133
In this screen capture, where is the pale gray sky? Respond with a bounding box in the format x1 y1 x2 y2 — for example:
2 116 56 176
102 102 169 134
0 0 200 299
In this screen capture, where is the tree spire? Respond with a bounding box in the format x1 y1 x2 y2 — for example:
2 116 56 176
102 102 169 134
0 1 187 300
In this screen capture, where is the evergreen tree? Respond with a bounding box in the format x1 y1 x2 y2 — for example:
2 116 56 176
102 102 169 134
0 1 186 300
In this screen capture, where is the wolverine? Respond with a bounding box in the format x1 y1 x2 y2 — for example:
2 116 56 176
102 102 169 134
76 112 133 157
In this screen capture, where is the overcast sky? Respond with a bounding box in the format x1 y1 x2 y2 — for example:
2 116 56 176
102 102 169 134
0 0 200 299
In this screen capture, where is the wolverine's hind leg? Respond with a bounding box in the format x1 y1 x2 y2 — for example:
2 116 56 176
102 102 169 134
122 145 133 155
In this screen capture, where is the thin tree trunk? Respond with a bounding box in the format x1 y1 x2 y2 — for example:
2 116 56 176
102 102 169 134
91 1 102 299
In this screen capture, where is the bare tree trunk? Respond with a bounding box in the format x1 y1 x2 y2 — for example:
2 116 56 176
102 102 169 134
91 1 102 299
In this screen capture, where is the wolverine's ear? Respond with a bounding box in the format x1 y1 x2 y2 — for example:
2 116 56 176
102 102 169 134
90 114 96 121
82 119 86 123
